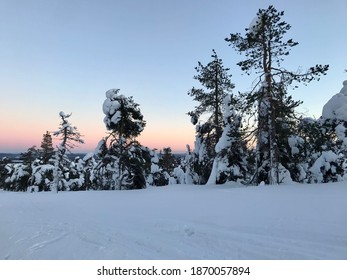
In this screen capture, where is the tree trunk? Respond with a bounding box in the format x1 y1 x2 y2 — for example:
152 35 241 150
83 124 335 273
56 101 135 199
214 65 221 143
256 25 279 185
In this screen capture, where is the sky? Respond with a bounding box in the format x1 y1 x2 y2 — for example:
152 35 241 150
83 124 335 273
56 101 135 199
0 0 346 153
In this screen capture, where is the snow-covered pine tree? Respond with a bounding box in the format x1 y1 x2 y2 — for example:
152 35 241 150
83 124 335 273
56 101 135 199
40 131 55 164
188 50 235 184
225 5 328 185
207 94 248 184
99 89 147 190
52 112 84 192
3 163 30 192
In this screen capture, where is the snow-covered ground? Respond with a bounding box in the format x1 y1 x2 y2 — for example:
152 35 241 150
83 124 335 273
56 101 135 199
0 182 346 260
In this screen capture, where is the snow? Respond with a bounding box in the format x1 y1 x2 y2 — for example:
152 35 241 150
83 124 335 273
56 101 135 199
83 152 94 162
1 182 346 260
110 110 122 124
103 89 122 126
105 88 119 99
207 94 244 185
309 151 341 183
249 14 262 35
31 164 54 186
94 139 106 155
278 164 293 184
322 81 347 121
215 127 230 154
288 135 304 155
150 163 160 174
335 123 347 147
206 160 218 185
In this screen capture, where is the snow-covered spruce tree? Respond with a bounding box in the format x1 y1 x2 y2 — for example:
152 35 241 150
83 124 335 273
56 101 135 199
271 82 305 183
93 139 115 190
188 50 235 184
52 112 84 192
21 146 39 167
293 117 333 183
3 162 30 192
19 145 40 180
67 156 85 191
147 149 170 186
148 147 178 186
306 80 347 182
26 136 55 191
207 94 248 184
3 146 40 192
172 144 198 184
225 5 328 185
158 147 178 176
40 131 55 164
321 80 347 156
0 157 12 189
29 159 55 192
6 146 41 191
82 153 97 190
98 89 146 190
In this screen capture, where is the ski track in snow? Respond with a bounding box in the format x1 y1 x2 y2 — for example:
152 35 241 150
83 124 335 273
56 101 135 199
0 183 346 260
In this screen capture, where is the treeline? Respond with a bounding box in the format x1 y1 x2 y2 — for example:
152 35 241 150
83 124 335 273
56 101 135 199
0 93 192 191
0 136 183 192
1 5 346 192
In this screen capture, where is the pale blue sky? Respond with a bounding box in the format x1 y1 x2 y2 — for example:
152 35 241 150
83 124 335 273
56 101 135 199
0 0 346 152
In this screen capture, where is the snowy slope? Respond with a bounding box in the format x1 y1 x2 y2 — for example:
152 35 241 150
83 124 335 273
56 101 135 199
0 182 346 260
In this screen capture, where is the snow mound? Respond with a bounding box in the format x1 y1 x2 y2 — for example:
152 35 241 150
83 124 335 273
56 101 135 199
322 80 347 121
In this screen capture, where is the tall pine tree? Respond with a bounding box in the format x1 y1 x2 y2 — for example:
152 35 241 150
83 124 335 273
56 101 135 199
98 89 147 190
188 50 235 184
225 5 328 184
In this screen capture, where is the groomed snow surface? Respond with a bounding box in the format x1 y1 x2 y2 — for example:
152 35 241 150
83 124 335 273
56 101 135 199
0 182 346 260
